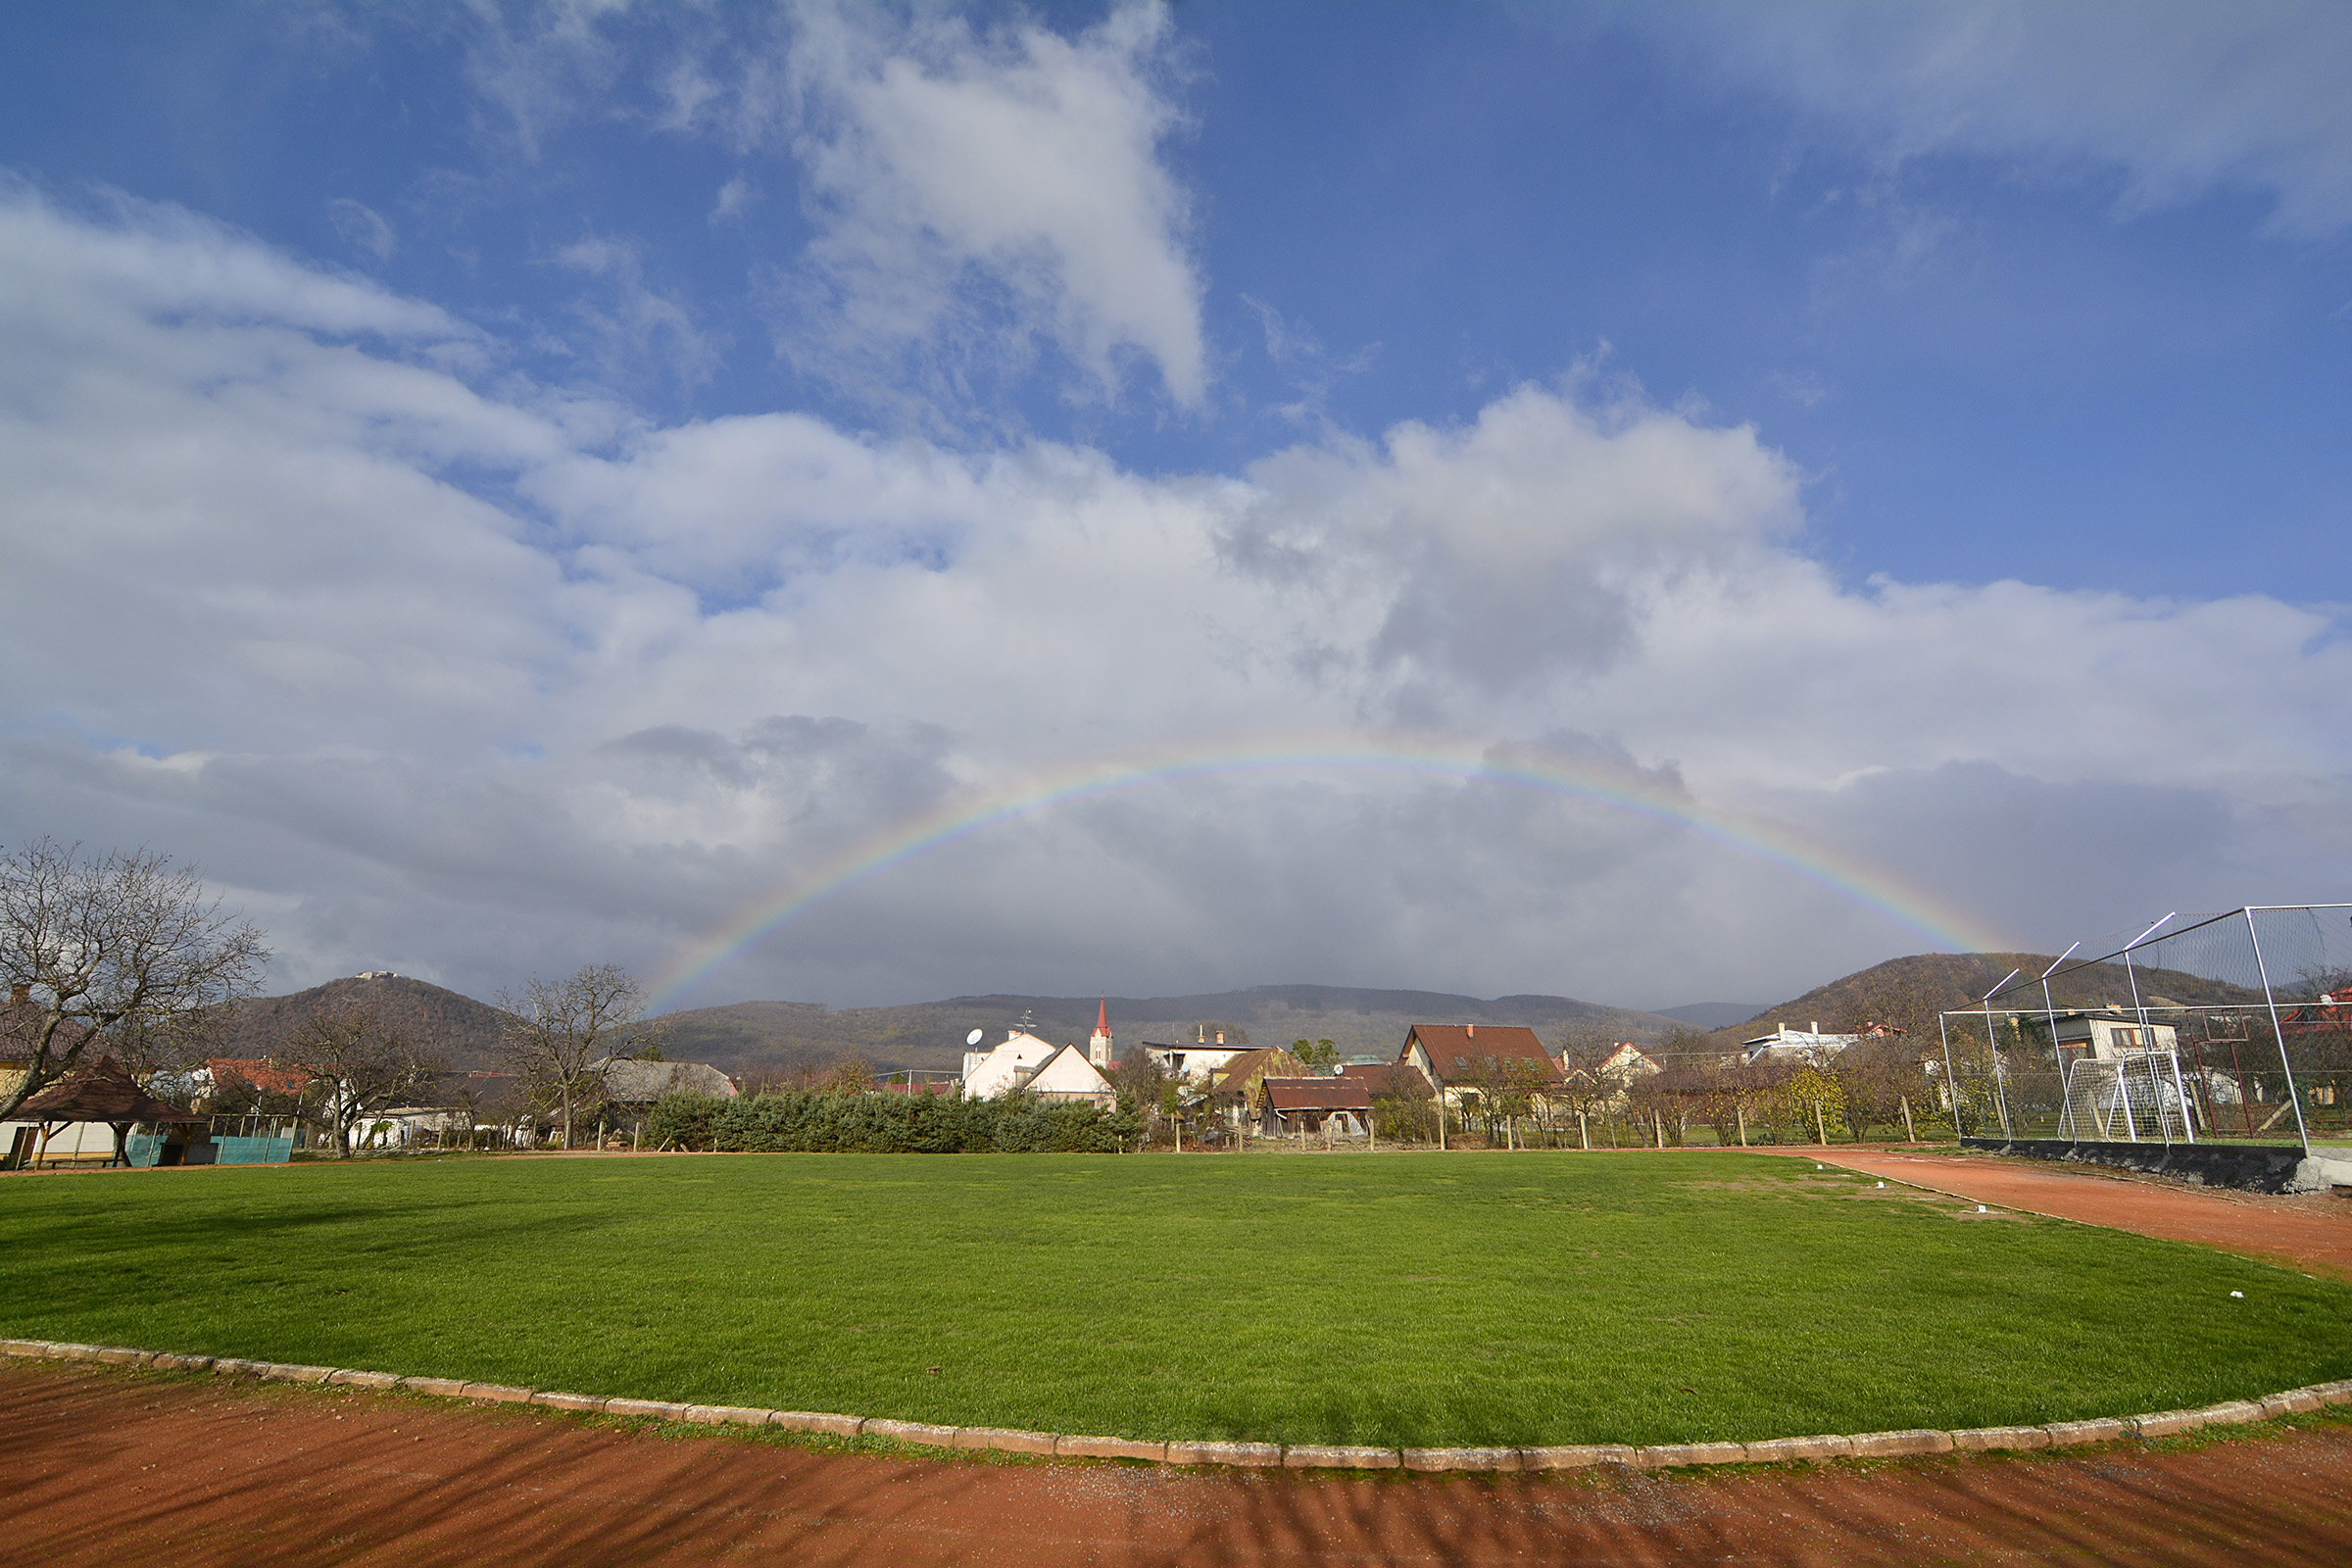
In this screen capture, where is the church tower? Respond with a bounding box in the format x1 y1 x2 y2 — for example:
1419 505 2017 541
1089 998 1113 1067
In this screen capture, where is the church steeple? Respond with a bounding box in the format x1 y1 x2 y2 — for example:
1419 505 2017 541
1089 998 1112 1067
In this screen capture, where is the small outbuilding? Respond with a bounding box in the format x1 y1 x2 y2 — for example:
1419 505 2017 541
5 1054 209 1169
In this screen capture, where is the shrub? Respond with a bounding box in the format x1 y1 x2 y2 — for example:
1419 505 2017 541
643 1089 1139 1153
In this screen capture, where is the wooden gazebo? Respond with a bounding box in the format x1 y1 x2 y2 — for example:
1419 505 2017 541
10 1055 207 1169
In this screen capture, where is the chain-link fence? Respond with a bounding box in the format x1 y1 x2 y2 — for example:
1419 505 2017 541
1937 906 2352 1152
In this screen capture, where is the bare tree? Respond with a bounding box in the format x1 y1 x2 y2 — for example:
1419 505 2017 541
282 1004 437 1157
0 839 269 1120
498 963 663 1151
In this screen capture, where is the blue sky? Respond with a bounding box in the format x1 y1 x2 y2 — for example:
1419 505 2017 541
2 3 2348 1012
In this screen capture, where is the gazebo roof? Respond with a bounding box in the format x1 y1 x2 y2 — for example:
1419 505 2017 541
12 1055 208 1124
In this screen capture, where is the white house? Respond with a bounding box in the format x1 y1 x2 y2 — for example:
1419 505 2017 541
1017 1044 1116 1107
962 1029 1065 1098
1739 1022 1860 1066
1142 1026 1249 1082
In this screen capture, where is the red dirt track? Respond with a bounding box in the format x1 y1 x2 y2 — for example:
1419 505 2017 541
5 1363 2352 1566
1783 1148 2352 1280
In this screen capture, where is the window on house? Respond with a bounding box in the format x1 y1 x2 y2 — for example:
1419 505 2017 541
1452 1055 1468 1068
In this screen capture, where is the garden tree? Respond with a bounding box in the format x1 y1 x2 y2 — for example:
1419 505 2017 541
1289 1038 1340 1074
1781 1065 1848 1144
282 1003 439 1157
498 963 666 1151
1103 1052 1169 1121
0 838 268 1120
1371 1068 1438 1143
1832 1034 1932 1141
824 1054 875 1096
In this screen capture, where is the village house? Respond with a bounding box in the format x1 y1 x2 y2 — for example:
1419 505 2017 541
960 1002 1118 1105
1398 1023 1564 1108
1141 1027 1249 1082
1256 1075 1375 1139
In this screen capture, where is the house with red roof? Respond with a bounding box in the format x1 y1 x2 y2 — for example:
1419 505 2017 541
1398 1023 1564 1108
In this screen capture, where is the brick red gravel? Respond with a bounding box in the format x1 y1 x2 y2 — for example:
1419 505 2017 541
1772 1148 2352 1280
7 1363 2352 1567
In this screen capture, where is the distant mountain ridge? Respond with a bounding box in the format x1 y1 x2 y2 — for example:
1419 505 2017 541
1652 1003 1767 1030
658 984 1690 1078
220 954 2261 1084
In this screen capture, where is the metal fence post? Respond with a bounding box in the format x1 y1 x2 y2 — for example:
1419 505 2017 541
2244 906 2313 1152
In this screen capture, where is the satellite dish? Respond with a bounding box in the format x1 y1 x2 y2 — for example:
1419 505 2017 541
966 1028 984 1047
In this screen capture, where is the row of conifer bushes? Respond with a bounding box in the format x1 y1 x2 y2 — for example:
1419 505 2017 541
642 1090 1139 1153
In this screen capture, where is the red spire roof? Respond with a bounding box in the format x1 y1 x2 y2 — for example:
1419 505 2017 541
1095 997 1109 1035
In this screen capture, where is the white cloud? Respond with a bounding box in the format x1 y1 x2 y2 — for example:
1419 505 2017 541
3 188 2347 1010
1651 1 2352 235
774 2 1206 411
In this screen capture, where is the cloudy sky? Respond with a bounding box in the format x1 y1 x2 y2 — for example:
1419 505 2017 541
2 2 2348 1014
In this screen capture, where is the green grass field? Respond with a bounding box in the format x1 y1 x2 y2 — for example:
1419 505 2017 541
6 1151 2348 1447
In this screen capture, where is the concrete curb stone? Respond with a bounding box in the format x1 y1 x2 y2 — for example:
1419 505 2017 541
1741 1435 1854 1463
605 1397 690 1420
1054 1434 1166 1461
399 1376 469 1398
1165 1440 1284 1468
1636 1442 1748 1469
530 1391 609 1413
1847 1430 1954 1458
862 1419 961 1449
11 1339 2344 1473
1401 1446 1522 1472
326 1370 403 1391
681 1404 772 1427
1950 1425 2051 1452
460 1382 536 1404
2042 1417 2130 1446
1523 1445 1637 1469
2133 1401 2263 1438
1282 1445 1403 1470
952 1427 1059 1455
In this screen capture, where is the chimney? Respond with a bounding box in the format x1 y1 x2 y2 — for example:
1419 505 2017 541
1215 1030 1225 1046
1810 1020 1818 1036
1465 1023 1475 1038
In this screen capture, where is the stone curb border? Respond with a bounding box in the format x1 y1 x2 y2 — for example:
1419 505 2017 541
8 1338 2348 1472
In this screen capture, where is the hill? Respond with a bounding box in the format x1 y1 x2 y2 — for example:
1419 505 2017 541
1653 1002 1767 1030
658 984 1690 1079
214 974 514 1071
1709 951 2270 1047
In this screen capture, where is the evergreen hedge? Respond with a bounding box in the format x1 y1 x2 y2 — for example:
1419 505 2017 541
643 1089 1139 1153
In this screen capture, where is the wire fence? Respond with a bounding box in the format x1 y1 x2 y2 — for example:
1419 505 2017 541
1938 906 2352 1152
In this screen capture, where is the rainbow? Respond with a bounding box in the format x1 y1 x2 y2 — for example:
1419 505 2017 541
646 737 2010 1009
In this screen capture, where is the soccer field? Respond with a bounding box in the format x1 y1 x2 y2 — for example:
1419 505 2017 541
6 1151 2347 1447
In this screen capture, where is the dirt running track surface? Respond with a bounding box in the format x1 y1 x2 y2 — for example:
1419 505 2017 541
1782 1149 2352 1280
7 1364 2352 1567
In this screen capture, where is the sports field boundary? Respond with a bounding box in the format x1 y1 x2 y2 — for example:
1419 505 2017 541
8 1337 2348 1472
